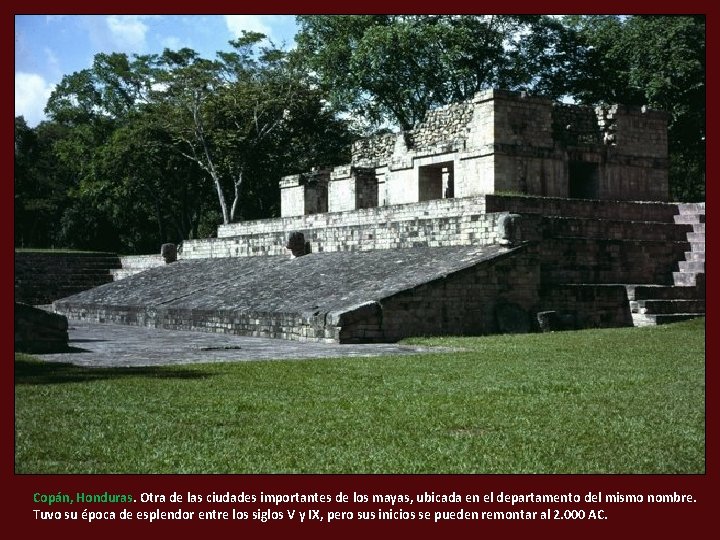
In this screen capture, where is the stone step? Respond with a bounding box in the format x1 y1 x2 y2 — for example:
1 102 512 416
627 284 704 301
678 260 705 273
689 242 705 252
691 223 706 233
630 299 705 314
118 255 166 269
677 202 706 215
111 268 153 280
685 251 705 261
632 313 705 327
16 273 114 282
24 261 121 270
686 232 705 243
673 272 705 287
540 217 692 242
674 214 706 225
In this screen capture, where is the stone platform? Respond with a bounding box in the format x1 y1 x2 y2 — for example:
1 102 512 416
54 244 537 343
33 321 454 367
50 196 705 343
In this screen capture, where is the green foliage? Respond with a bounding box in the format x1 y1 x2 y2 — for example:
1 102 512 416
150 33 352 224
14 15 705 253
16 36 352 251
14 118 77 248
56 203 123 252
294 15 576 130
565 15 705 201
15 319 704 473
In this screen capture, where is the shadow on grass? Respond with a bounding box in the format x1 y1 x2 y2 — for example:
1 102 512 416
14 357 212 385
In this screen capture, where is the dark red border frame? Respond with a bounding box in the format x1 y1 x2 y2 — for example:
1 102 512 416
5 2 716 537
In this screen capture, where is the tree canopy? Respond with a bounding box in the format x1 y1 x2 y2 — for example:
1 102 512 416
14 15 705 252
566 15 705 201
294 15 704 200
294 15 576 131
16 33 351 252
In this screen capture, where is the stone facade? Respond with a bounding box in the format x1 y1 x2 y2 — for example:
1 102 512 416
182 195 682 259
14 252 121 305
47 90 702 345
53 192 704 343
55 245 533 343
280 89 669 217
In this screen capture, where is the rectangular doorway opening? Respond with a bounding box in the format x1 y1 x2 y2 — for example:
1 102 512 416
419 162 454 201
568 161 599 199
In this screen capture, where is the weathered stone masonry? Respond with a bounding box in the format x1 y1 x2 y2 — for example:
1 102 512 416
280 89 669 217
53 194 703 343
14 252 121 305
50 89 704 343
55 245 541 343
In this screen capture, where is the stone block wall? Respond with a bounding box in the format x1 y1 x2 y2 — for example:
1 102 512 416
217 196 488 238
484 194 679 222
111 254 166 280
455 151 496 197
490 152 568 197
14 252 121 305
598 104 669 201
339 246 541 342
599 104 668 158
538 238 689 285
406 101 474 151
603 159 668 202
57 303 341 343
352 132 397 167
284 88 670 216
539 217 691 242
384 166 419 205
328 167 378 212
552 103 602 146
188 195 687 267
280 170 330 217
465 93 495 151
181 210 510 259
539 284 633 329
279 177 306 217
490 90 555 148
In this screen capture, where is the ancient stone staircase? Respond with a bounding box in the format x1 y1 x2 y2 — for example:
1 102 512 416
111 254 165 280
14 252 122 306
628 202 705 326
48 196 706 343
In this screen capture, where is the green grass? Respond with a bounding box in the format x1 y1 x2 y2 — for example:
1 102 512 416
15 318 705 474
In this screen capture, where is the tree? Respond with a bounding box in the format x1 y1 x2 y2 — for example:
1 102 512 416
94 112 211 251
14 117 77 248
151 33 351 224
293 15 576 131
20 38 353 252
566 15 705 201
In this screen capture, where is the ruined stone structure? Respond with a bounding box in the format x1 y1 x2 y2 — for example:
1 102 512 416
50 90 704 344
14 252 122 306
280 89 669 217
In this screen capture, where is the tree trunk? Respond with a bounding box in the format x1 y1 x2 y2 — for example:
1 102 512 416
211 170 231 225
230 170 242 222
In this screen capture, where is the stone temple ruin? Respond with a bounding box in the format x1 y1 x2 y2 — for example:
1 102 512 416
50 89 705 343
280 88 670 215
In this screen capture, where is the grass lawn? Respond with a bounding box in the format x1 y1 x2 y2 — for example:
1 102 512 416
14 318 705 474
